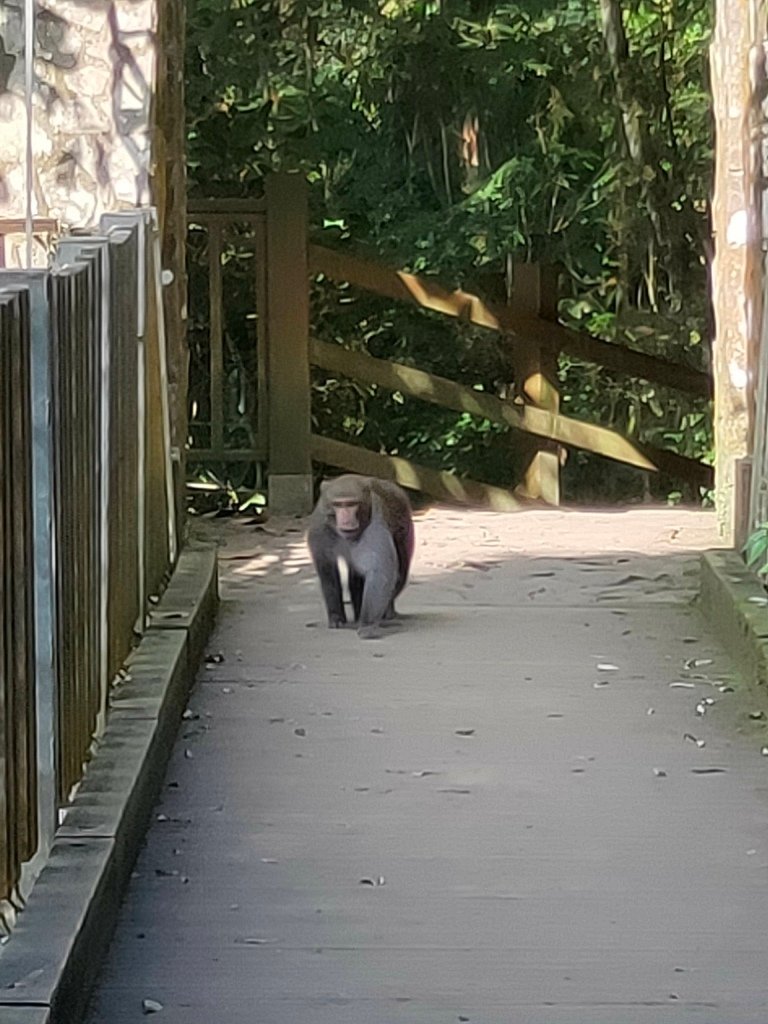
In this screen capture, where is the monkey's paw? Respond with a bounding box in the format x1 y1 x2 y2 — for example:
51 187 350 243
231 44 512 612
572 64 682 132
357 624 383 640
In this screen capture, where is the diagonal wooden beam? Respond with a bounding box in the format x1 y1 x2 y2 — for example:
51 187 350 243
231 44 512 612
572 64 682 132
309 244 711 399
310 435 527 510
311 338 713 487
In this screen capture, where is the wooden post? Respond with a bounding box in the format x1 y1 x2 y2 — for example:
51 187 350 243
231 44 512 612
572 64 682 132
510 263 561 504
710 0 763 542
154 0 188 549
265 173 313 514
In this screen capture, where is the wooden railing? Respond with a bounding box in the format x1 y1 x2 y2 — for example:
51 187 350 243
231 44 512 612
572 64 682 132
187 174 711 511
0 209 177 910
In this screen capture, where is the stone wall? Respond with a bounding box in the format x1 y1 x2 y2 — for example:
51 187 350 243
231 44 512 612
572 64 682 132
0 0 189 528
0 1 155 263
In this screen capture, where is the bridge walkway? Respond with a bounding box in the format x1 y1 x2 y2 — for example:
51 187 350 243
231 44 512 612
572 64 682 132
85 507 768 1024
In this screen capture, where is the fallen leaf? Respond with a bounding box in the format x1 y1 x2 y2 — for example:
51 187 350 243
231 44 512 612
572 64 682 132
684 657 713 670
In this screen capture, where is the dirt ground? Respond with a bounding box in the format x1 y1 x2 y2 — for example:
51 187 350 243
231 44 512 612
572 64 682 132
85 505 768 1024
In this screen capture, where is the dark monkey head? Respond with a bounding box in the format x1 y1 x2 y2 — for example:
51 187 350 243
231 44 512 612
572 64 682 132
321 476 372 540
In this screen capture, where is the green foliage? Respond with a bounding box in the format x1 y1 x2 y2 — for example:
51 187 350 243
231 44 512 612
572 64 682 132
744 524 768 578
186 0 714 501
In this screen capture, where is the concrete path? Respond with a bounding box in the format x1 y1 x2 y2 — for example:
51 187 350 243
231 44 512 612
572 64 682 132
85 507 768 1024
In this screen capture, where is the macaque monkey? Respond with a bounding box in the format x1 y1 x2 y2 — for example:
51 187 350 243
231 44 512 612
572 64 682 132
308 474 414 639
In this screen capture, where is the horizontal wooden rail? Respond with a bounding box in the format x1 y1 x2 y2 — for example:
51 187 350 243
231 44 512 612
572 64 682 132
188 446 267 463
187 198 266 218
311 435 525 510
309 244 711 399
311 339 712 487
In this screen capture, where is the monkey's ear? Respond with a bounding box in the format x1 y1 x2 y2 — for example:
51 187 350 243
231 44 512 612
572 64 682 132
319 479 329 493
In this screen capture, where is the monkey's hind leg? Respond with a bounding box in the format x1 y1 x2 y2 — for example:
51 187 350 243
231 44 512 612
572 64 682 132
352 526 399 639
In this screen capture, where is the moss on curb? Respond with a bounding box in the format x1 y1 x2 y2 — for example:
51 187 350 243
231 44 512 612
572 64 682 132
700 549 768 694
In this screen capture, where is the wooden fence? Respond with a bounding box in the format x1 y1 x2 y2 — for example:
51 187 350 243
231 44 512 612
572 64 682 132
188 174 711 511
0 209 176 912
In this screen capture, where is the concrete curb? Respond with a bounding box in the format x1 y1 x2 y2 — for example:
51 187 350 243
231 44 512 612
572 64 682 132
700 548 768 693
0 545 218 1024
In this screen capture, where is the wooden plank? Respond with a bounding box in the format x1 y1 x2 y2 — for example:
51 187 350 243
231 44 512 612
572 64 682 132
311 339 713 487
187 445 267 462
309 244 711 398
510 264 561 504
265 174 312 482
312 338 646 466
254 215 269 447
311 435 525 510
187 198 267 217
208 223 224 455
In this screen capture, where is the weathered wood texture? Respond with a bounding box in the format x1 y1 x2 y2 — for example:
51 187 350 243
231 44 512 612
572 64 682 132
508 263 561 503
266 175 312 512
310 245 711 398
311 339 712 488
155 0 188 543
0 290 37 903
710 0 763 540
311 435 524 510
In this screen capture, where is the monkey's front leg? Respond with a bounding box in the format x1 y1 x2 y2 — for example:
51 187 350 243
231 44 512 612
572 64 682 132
308 532 346 628
348 570 365 622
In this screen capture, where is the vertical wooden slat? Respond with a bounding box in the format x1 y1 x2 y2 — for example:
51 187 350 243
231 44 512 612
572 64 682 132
208 223 224 457
0 294 14 895
144 220 172 599
254 214 269 448
0 288 38 892
8 289 37 863
106 228 141 683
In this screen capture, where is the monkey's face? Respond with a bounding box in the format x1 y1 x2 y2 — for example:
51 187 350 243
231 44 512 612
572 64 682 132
331 498 363 539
